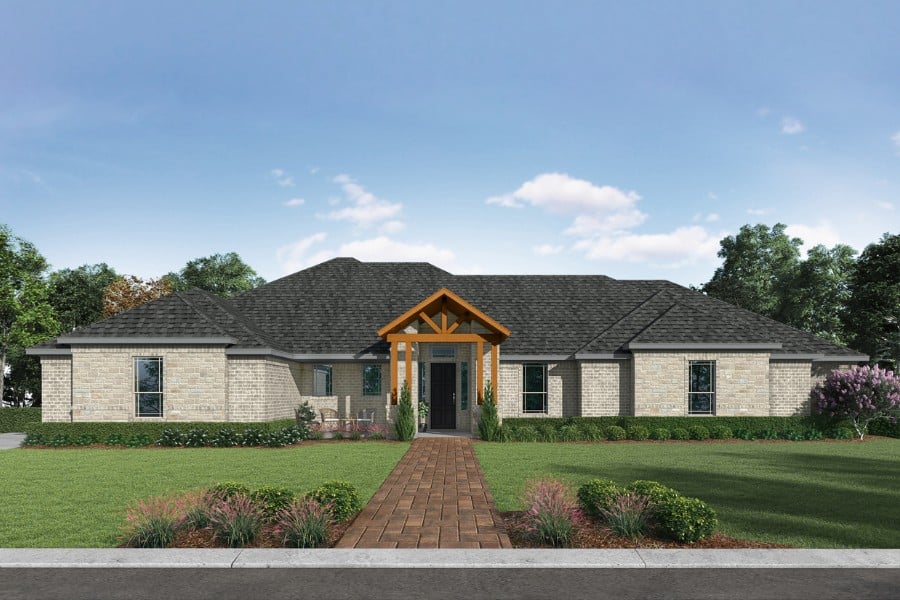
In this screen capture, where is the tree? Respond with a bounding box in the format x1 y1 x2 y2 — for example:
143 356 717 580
394 380 415 441
779 244 856 345
165 252 265 297
102 275 174 318
0 225 59 407
48 263 119 332
478 383 501 441
813 365 899 440
842 233 900 369
702 223 802 317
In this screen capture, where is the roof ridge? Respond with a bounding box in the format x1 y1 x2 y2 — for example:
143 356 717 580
173 290 234 340
624 298 680 346
572 288 666 354
201 292 278 348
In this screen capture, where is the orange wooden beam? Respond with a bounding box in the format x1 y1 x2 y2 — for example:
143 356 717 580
386 333 501 344
377 287 511 339
441 297 448 333
491 342 498 400
390 341 398 405
476 339 484 404
419 311 440 334
446 312 470 334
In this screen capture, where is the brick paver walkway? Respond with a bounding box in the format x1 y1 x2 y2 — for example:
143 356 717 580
335 437 513 549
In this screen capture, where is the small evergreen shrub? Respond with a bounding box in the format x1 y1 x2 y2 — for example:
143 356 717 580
0 407 41 432
521 478 583 547
212 482 251 500
294 401 317 435
803 428 824 441
537 424 559 442
578 422 604 441
784 428 805 441
74 433 99 446
212 428 242 447
626 425 649 441
156 429 186 447
654 495 718 543
119 495 185 548
671 427 689 440
559 424 580 442
250 486 296 521
125 434 153 447
104 433 127 446
395 381 416 442
209 494 263 548
605 425 626 441
306 481 362 522
688 425 710 441
734 428 756 440
576 478 619 517
829 426 854 440
759 428 780 440
478 383 501 442
240 428 266 446
649 428 671 441
709 425 733 439
624 480 680 505
599 492 653 539
274 498 332 548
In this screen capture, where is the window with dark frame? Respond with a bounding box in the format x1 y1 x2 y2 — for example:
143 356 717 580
688 361 716 415
313 364 333 396
460 362 469 410
522 363 548 413
135 357 163 417
362 364 382 395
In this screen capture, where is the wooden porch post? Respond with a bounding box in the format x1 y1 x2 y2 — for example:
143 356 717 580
491 342 498 399
390 340 398 405
476 339 484 404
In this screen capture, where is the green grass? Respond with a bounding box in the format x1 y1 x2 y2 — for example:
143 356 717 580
0 442 409 547
475 439 900 548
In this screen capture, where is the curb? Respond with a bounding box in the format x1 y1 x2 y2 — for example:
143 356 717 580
1 549 898 569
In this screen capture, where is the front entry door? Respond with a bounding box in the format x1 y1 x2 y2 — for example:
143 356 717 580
430 363 456 429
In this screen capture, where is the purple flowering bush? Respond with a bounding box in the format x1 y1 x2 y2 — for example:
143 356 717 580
813 365 900 440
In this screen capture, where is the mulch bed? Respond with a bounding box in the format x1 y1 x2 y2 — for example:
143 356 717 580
501 511 791 549
124 521 352 549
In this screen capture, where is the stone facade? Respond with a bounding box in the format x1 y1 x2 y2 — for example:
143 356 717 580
769 360 813 416
579 360 632 416
40 356 72 422
496 360 578 419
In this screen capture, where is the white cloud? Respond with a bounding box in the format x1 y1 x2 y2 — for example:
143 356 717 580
781 117 805 135
746 208 771 216
325 174 403 225
380 220 406 234
707 192 718 200
785 222 842 253
276 232 328 273
533 244 564 256
276 234 456 273
573 226 721 266
487 172 646 234
284 198 305 207
270 168 295 187
876 201 894 210
892 131 900 154
706 213 720 222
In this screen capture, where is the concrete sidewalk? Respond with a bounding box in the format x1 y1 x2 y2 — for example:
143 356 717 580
1 548 897 569
0 433 25 449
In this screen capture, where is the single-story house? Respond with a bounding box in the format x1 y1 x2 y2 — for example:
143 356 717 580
28 257 866 433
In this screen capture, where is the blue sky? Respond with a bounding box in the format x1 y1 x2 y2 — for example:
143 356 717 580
2 0 898 286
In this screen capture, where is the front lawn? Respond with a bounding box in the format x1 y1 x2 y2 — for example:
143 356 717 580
0 442 409 547
475 439 900 548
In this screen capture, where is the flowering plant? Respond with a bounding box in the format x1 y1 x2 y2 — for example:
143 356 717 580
813 365 899 440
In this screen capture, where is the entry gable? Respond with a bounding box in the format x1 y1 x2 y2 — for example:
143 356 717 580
377 288 510 340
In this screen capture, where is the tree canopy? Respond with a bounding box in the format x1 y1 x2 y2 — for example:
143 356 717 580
102 275 174 318
49 263 119 332
165 252 265 297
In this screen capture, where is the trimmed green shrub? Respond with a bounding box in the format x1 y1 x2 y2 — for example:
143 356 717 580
654 495 718 543
671 427 690 440
306 481 362 522
211 428 242 447
212 482 251 500
559 424 580 442
709 425 733 439
184 429 210 448
23 420 297 447
829 426 854 440
0 407 41 432
478 383 501 442
578 422 604 441
626 425 649 441
156 429 186 447
803 428 824 441
688 425 710 441
240 428 266 446
577 478 620 517
734 428 756 440
605 425 627 441
395 381 416 442
649 427 671 441
250 486 296 521
624 480 680 505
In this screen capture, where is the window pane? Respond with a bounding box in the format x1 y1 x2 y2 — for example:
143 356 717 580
460 362 468 410
689 394 713 414
136 359 161 393
432 345 455 359
524 364 546 393
137 393 162 417
363 365 381 395
690 363 712 393
314 365 332 396
523 393 545 412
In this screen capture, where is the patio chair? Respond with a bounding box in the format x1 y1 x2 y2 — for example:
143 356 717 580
319 407 341 430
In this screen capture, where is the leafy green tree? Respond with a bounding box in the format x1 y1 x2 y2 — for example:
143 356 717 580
702 223 802 317
48 263 118 332
843 233 900 368
1 225 60 406
166 252 265 297
779 244 856 345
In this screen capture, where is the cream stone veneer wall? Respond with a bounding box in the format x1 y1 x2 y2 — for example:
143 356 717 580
497 361 578 419
632 351 771 416
580 361 633 416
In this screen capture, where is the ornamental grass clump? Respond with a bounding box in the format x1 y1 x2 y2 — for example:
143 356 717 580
521 478 583 547
598 492 653 540
274 498 333 548
814 365 900 440
119 494 186 548
181 487 218 530
209 494 263 548
478 384 501 442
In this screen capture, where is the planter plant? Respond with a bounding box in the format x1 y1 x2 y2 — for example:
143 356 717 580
418 401 429 432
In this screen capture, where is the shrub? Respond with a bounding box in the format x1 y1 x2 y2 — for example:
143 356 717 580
709 425 733 439
367 424 386 440
804 428 824 441
624 480 680 505
521 479 583 547
814 365 900 440
784 428 805 441
274 498 332 548
125 434 153 447
209 494 263 548
212 482 251 500
156 429 186 447
478 383 501 442
559 424 580 442
250 486 296 521
577 478 619 517
599 492 653 539
734 428 756 440
0 407 41 432
119 494 185 548
294 401 317 435
240 428 266 446
73 433 99 446
649 427 671 441
578 422 604 441
537 424 558 442
829 426 854 440
104 433 127 446
654 495 718 543
306 481 362 522
605 425 627 441
759 428 780 440
211 428 242 447
671 427 689 440
395 381 416 442
626 425 649 441
688 425 710 441
307 423 324 440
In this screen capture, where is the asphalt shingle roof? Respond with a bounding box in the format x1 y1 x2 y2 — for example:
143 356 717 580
44 257 860 357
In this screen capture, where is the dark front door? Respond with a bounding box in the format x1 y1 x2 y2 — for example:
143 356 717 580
430 363 456 429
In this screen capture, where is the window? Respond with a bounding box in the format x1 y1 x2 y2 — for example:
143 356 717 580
362 364 382 395
460 362 469 410
431 344 455 359
135 357 163 417
688 361 715 415
314 364 333 396
419 363 426 402
522 363 547 413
